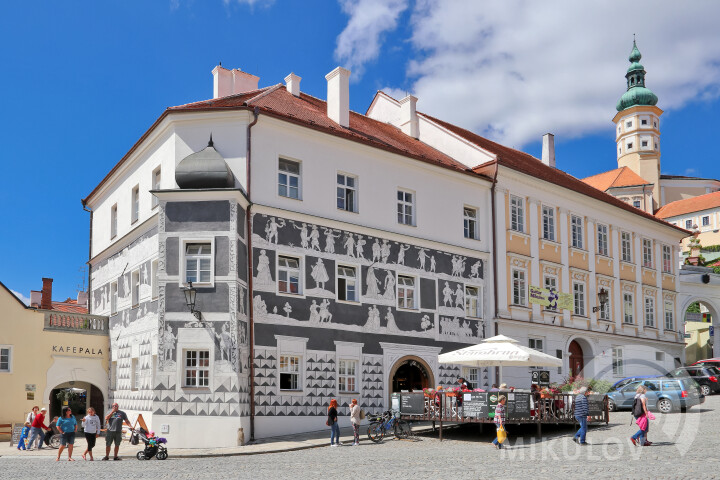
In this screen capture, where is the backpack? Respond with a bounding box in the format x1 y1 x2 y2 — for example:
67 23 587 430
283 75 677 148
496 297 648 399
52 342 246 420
632 396 644 419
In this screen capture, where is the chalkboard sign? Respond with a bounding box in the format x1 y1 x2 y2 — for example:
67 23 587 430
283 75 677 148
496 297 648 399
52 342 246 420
10 423 24 447
391 393 400 412
532 370 550 386
506 392 532 419
399 393 425 415
461 392 489 418
587 394 606 416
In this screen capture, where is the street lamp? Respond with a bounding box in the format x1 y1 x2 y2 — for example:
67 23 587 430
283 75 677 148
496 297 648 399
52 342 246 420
592 288 609 313
182 282 201 320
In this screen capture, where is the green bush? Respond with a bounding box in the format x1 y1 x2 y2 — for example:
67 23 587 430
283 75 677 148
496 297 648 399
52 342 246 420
550 377 613 394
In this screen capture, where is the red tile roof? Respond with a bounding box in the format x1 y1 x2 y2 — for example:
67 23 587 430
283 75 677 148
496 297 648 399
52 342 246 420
581 167 652 191
49 298 88 314
417 113 687 234
656 190 720 219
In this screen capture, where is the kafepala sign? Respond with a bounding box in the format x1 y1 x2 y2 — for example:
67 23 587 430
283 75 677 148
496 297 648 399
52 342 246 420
52 345 104 356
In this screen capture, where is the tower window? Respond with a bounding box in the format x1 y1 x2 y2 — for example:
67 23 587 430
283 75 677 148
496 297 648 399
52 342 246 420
641 140 648 147
641 119 648 125
627 142 633 150
630 78 635 85
626 121 632 128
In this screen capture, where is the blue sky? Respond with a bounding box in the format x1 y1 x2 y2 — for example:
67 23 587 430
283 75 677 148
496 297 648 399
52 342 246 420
2 1 719 302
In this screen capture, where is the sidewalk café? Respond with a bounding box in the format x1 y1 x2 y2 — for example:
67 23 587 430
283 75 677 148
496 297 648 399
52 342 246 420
396 335 609 439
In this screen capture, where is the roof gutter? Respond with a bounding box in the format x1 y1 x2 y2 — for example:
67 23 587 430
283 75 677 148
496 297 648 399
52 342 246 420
246 106 260 442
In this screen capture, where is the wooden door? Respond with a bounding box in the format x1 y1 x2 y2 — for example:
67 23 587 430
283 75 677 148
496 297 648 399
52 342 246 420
569 340 584 378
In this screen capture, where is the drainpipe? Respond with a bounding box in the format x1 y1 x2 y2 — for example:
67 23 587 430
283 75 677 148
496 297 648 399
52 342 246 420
82 202 93 313
246 106 260 442
490 160 500 384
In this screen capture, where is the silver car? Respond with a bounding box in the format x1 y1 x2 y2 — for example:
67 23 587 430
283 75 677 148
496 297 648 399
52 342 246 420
607 378 704 413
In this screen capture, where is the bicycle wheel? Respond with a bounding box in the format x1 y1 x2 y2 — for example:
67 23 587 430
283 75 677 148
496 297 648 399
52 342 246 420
394 420 411 439
367 422 385 443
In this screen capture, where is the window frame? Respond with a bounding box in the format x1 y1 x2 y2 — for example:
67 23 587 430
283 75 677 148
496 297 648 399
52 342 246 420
642 238 653 268
623 292 634 325
511 268 527 307
152 167 161 209
336 263 359 303
0 346 12 373
397 188 416 226
541 205 555 241
463 206 479 240
662 245 672 274
279 354 302 391
180 239 215 287
183 349 211 388
278 158 301 200
664 301 674 331
464 284 483 319
509 195 525 233
597 223 609 256
621 232 632 262
612 347 624 376
397 274 418 310
528 337 544 370
277 254 303 296
573 281 586 317
685 219 693 230
337 359 359 393
644 296 655 328
463 367 479 388
336 172 358 213
702 215 710 227
131 185 140 224
570 215 584 249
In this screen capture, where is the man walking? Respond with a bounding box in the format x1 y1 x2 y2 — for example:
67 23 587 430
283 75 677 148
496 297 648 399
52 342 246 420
102 403 132 461
573 387 591 445
27 407 51 450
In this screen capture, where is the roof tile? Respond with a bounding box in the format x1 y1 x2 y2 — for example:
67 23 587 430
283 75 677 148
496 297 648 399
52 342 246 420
656 190 720 219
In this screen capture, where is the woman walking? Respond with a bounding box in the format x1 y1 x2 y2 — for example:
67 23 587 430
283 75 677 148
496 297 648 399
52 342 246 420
56 407 77 461
492 395 507 449
81 407 101 460
349 399 361 446
630 384 654 446
328 399 341 447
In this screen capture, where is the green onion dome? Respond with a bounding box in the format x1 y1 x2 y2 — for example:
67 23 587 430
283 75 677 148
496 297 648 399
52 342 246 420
616 39 658 112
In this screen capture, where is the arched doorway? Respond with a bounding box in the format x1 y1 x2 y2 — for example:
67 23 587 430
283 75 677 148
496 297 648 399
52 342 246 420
389 357 434 393
48 382 104 425
569 341 584 378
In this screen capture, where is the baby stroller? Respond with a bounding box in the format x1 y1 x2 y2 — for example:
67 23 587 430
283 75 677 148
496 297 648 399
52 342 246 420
131 427 168 460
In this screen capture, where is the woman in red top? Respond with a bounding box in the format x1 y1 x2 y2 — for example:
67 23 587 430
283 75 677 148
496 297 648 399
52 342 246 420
28 407 51 450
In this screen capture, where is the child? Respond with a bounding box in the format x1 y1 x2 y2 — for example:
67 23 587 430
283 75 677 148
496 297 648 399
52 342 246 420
17 422 31 450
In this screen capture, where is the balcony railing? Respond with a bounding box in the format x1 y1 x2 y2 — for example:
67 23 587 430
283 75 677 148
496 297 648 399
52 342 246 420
43 311 109 335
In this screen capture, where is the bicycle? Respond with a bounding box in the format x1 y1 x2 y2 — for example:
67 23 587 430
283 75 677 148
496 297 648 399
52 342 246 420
366 410 412 443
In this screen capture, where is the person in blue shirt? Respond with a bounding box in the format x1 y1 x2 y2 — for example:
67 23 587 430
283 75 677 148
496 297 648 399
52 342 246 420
56 407 77 461
17 422 31 450
573 387 591 445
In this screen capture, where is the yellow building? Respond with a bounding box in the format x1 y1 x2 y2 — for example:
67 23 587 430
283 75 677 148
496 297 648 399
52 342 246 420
0 280 109 434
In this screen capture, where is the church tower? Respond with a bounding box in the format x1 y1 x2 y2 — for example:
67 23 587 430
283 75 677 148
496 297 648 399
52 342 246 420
612 39 663 211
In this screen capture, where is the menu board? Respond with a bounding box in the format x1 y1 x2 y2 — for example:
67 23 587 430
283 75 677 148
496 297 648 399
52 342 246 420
587 394 606 416
461 392 489 418
391 393 400 412
10 423 24 447
399 393 425 415
506 392 532 419
532 370 550 386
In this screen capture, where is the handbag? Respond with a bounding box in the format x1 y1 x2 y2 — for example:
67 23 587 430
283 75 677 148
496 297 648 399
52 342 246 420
496 425 507 444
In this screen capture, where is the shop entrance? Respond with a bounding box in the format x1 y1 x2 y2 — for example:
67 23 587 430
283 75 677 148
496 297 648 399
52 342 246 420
390 357 432 393
569 340 584 378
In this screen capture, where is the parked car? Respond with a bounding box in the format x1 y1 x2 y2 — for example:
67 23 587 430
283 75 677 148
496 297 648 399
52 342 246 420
611 375 660 391
665 366 720 396
691 358 720 370
606 378 703 413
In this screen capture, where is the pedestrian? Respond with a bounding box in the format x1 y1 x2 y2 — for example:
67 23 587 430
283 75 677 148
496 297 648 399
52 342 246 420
25 406 39 426
56 406 77 461
27 407 51 450
630 384 654 446
573 387 591 445
102 402 132 461
492 395 507 449
81 407 101 461
17 422 31 451
327 399 341 447
457 377 472 390
44 416 60 447
349 399 361 446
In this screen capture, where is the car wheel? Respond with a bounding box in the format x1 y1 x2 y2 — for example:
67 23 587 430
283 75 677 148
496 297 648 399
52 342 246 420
700 385 711 396
607 399 616 412
657 398 673 414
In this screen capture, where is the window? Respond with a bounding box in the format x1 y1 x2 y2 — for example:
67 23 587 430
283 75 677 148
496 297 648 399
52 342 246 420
627 142 633 150
644 296 655 327
512 269 526 306
397 190 415 226
597 224 608 256
544 276 557 310
529 338 543 369
279 355 300 390
510 195 524 232
612 347 624 376
633 200 641 208
151 260 158 299
641 140 648 147
664 301 674 331
278 158 300 199
110 281 118 315
626 121 632 128
397 275 416 309
463 368 479 388
656 352 664 362
278 256 301 295
131 270 140 307
571 215 583 249
642 239 653 268
131 358 140 390
152 167 161 208
641 119 648 125
685 220 693 229
464 207 478 240
338 359 358 393
0 347 11 372
623 293 634 324
621 232 632 262
131 185 139 223
573 282 585 316
183 350 210 387
110 204 118 239
542 205 555 241
337 265 357 302
465 286 482 318
702 216 710 227
185 243 212 284
337 173 357 212
662 245 672 273
556 349 563 375
599 294 611 321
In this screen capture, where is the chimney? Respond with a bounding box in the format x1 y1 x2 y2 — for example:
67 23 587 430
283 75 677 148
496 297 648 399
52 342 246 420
41 278 53 310
30 290 41 308
212 66 260 98
325 67 351 128
399 94 419 139
284 73 301 97
542 133 556 168
77 291 88 308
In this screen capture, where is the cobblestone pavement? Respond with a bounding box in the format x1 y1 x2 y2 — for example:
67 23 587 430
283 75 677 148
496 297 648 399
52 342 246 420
3 396 720 480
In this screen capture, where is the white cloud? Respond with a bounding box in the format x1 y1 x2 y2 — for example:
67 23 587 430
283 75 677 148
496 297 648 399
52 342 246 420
342 0 720 147
334 0 409 78
10 290 29 306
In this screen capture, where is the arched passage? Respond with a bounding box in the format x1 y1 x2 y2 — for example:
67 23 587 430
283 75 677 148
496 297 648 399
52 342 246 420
48 382 105 421
388 356 435 393
681 296 720 363
565 337 595 379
